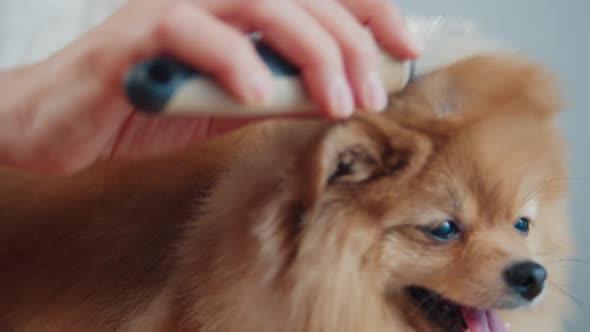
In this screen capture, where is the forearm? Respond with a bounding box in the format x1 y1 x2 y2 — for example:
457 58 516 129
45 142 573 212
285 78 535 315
0 64 40 168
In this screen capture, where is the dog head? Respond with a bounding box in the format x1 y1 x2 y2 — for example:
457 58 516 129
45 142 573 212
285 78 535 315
180 55 572 332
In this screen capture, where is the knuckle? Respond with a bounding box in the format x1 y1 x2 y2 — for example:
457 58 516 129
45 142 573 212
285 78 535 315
216 38 258 75
374 1 400 20
342 30 379 64
341 0 378 11
152 1 189 41
153 9 177 41
353 0 398 21
303 38 342 71
363 0 393 13
242 0 274 11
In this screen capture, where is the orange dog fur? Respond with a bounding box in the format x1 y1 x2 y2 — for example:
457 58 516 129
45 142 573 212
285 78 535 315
0 54 573 332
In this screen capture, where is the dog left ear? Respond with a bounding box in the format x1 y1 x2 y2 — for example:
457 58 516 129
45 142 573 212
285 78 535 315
304 117 432 199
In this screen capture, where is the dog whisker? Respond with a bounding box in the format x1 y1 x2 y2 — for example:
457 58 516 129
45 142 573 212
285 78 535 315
547 280 590 310
543 258 590 266
536 242 581 257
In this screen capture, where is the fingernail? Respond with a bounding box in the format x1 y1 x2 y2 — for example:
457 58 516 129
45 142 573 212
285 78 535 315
363 70 388 112
405 33 424 56
392 13 424 57
330 77 354 117
247 73 272 105
401 21 424 56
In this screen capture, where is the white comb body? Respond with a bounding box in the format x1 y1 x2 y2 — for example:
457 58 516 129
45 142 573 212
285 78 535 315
154 17 506 116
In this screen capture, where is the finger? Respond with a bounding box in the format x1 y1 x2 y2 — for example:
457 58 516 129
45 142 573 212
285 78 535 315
340 0 422 59
298 0 387 112
154 1 273 106
216 0 355 118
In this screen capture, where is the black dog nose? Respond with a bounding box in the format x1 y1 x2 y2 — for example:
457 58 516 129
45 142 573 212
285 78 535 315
504 261 547 301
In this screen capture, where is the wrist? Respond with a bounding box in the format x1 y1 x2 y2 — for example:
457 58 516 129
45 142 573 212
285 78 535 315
0 64 44 169
0 40 114 172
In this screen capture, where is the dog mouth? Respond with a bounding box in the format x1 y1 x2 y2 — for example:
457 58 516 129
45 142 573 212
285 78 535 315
406 286 509 332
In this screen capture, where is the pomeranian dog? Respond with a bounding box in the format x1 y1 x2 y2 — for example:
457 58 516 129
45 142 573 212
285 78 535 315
0 53 573 332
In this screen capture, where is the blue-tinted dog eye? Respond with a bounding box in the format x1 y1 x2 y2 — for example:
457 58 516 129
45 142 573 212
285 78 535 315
429 221 461 241
514 217 530 235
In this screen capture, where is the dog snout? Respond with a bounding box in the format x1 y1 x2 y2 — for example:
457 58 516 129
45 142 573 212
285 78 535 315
503 261 547 301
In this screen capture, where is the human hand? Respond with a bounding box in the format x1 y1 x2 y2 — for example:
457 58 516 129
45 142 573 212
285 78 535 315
0 0 421 175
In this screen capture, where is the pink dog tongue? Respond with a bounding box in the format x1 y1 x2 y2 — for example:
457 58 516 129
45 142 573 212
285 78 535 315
462 307 507 332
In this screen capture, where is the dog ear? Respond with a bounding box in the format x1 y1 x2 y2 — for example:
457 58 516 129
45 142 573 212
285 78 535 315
387 54 562 123
304 116 432 200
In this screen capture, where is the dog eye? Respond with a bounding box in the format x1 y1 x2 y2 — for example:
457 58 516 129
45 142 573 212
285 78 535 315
428 220 461 242
514 217 530 235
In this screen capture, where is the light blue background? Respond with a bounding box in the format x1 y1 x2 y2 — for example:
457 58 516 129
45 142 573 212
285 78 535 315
395 1 589 330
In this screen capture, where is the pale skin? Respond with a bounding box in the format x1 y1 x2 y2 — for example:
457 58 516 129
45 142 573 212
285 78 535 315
0 0 421 175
